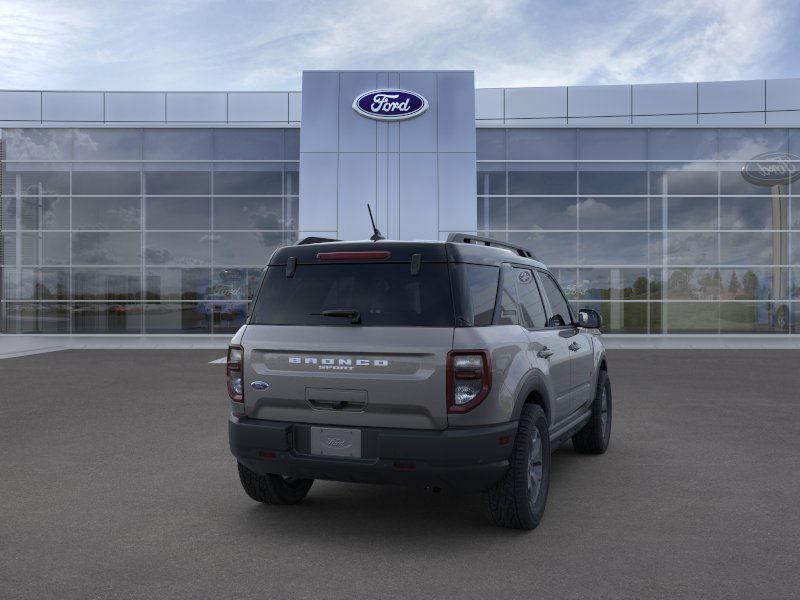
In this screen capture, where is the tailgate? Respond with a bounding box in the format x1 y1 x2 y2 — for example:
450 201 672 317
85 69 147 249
242 325 454 430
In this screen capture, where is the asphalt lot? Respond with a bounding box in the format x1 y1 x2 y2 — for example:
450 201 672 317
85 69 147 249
1 349 799 600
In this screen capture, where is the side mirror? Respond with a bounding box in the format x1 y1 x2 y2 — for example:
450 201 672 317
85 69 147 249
578 308 602 329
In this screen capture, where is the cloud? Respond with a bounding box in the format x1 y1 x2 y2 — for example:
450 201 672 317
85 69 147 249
0 0 796 90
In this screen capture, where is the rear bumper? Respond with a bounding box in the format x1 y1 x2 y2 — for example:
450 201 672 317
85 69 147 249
229 415 517 493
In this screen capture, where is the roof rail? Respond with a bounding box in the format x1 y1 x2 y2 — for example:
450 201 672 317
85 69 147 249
446 233 536 259
296 236 339 245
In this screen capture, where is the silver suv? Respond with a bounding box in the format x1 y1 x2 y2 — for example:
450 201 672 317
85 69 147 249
228 234 611 530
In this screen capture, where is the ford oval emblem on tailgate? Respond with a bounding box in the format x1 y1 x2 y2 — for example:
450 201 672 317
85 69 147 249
250 381 269 390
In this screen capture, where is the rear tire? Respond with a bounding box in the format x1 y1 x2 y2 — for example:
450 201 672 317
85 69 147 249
483 404 550 530
572 370 612 454
237 462 314 505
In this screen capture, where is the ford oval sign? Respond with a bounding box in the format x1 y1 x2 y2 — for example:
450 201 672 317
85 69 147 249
741 152 800 187
353 89 428 121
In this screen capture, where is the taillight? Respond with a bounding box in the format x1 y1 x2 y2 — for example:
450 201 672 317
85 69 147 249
227 344 244 402
447 350 491 413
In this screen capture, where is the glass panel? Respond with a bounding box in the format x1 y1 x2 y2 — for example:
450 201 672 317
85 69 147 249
214 129 283 160
649 197 663 230
476 164 506 195
578 129 646 160
5 268 69 300
285 197 298 231
73 303 142 333
213 167 282 195
579 171 647 195
507 129 575 160
507 232 577 265
213 302 248 334
581 301 648 334
73 129 141 160
212 232 283 266
145 232 212 266
720 197 785 230
213 197 284 230
719 267 787 301
720 168 776 195
144 170 211 195
72 268 141 300
648 129 718 161
649 269 663 300
508 167 576 195
476 129 505 160
20 196 69 230
719 302 779 333
663 302 719 333
793 198 800 230
284 163 299 196
145 268 212 301
1 197 16 228
667 197 718 230
666 268 720 300
792 269 800 299
72 232 140 265
10 170 70 195
285 129 300 159
508 197 576 230
549 268 578 300
666 232 718 265
650 169 717 195
1 232 15 264
145 197 211 230
477 197 505 230
144 303 212 333
211 267 263 301
578 197 646 230
72 197 140 230
718 129 788 160
72 171 141 195
143 129 213 160
18 232 70 265
577 268 649 300
579 233 649 265
720 232 777 265
2 302 70 333
3 129 73 160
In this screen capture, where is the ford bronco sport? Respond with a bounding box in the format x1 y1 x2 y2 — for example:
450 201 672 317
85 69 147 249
228 233 611 530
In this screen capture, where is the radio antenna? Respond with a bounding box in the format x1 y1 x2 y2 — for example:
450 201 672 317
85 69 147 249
367 204 385 241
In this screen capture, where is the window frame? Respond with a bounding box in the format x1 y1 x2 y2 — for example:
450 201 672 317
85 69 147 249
534 268 576 329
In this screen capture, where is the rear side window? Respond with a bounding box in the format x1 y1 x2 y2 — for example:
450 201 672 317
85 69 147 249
451 264 499 326
539 272 572 327
514 268 547 328
497 266 519 326
250 263 454 326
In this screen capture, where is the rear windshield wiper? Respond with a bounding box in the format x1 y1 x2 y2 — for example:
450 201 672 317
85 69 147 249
310 309 362 325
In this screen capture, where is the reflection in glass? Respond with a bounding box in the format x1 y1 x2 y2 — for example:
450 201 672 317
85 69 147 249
507 232 577 266
579 233 649 265
72 171 141 195
213 302 249 333
477 198 505 230
72 232 140 265
19 232 70 265
578 197 646 230
666 232 718 265
213 129 284 160
72 197 140 230
719 267 786 301
668 197 718 230
578 129 646 160
144 303 211 334
213 169 282 195
8 170 70 196
507 129 575 160
145 197 211 230
145 268 212 301
2 302 70 333
648 129 717 161
509 197 576 230
666 268 720 300
212 232 284 266
577 268 649 300
213 197 284 230
73 129 141 160
145 232 212 266
72 303 143 333
72 268 141 301
720 232 776 265
7 268 69 300
508 169 576 195
720 197 784 230
579 301 648 333
719 302 779 333
579 171 647 195
144 171 211 195
650 170 717 195
476 129 505 160
477 166 506 195
664 302 719 333
20 196 69 230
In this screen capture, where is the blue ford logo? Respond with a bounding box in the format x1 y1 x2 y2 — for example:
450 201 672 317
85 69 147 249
352 89 428 121
742 152 800 186
250 381 269 390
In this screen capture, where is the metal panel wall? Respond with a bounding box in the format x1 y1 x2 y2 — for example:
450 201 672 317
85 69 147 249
299 70 477 241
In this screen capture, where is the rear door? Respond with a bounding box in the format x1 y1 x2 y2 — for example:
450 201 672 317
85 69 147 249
513 266 572 424
242 260 454 430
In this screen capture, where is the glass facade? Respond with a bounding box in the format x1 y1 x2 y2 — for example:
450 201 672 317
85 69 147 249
0 128 299 334
478 128 800 335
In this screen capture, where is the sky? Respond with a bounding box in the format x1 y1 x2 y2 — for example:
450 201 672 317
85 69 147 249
0 0 798 91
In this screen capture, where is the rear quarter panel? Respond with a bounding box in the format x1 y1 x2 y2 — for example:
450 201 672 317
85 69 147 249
449 325 532 427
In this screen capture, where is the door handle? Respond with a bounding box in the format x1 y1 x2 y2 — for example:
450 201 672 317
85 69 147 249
568 342 581 351
537 347 554 359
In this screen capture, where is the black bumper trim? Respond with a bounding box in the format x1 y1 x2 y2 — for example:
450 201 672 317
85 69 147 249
229 416 517 493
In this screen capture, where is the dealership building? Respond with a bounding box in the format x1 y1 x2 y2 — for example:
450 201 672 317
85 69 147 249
1 70 799 339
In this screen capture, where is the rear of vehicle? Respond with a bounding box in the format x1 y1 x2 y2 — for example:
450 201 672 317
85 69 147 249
228 241 515 494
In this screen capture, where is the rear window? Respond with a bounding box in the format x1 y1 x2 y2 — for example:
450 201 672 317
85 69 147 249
250 263 454 326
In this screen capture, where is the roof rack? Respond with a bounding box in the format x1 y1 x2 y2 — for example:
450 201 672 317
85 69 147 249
446 233 537 259
296 236 339 245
